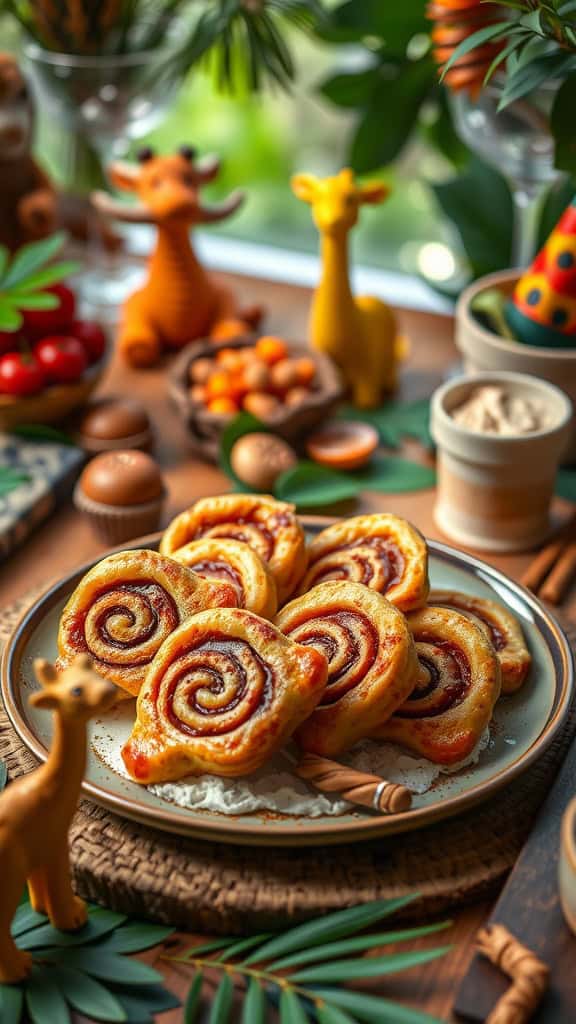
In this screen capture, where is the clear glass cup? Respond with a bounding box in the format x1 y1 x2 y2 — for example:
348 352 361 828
24 43 181 312
450 80 559 267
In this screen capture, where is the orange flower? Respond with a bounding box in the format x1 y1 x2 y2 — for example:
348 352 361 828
427 1 507 98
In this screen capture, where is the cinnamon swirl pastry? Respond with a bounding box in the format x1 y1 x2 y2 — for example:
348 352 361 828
58 550 237 697
376 606 502 765
276 581 421 757
429 590 531 693
170 538 277 619
121 608 328 782
299 513 429 612
160 494 307 603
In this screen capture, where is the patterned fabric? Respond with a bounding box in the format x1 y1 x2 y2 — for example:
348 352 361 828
0 435 83 558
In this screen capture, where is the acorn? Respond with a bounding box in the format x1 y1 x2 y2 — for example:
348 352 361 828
230 432 297 491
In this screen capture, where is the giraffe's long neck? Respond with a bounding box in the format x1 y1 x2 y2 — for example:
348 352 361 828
41 715 87 817
149 222 212 292
310 231 357 359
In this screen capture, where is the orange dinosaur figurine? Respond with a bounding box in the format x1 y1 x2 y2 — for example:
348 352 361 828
0 654 117 983
93 146 262 367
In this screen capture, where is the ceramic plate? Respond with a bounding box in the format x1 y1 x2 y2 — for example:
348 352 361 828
1 525 573 847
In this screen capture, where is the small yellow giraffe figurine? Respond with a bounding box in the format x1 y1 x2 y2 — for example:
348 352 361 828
291 169 405 408
0 654 117 983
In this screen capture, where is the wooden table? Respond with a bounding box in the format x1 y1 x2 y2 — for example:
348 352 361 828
2 273 572 1022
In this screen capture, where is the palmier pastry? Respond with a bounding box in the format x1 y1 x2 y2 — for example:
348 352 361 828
170 538 277 619
276 581 421 757
160 494 307 603
429 589 531 693
299 513 429 612
121 608 327 782
58 550 237 697
376 606 502 765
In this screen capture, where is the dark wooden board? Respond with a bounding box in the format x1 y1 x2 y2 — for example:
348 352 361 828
454 735 576 1023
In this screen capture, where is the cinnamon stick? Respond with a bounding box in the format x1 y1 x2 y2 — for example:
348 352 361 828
539 540 576 605
521 539 565 593
295 753 412 814
476 924 549 1024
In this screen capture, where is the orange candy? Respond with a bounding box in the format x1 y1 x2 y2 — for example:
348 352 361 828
207 397 238 416
243 392 280 419
295 356 316 385
189 357 215 385
210 318 249 342
205 371 240 401
255 336 288 365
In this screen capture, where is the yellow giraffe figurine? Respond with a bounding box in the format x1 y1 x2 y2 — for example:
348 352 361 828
0 654 117 983
291 168 405 408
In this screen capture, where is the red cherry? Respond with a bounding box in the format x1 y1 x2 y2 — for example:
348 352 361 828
0 351 45 396
34 335 87 384
23 283 77 338
71 319 106 364
0 331 20 356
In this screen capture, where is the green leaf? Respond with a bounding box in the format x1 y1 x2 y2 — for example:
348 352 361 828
0 983 23 1022
339 399 432 450
274 461 359 509
556 466 576 501
440 22 512 82
11 903 46 938
25 965 70 1024
219 411 267 488
114 983 180 1022
269 922 452 971
551 75 576 174
9 292 59 311
219 934 273 960
536 175 576 249
51 966 126 1022
244 895 418 964
98 922 175 954
432 158 513 278
11 260 78 292
184 971 203 1023
209 973 233 1024
311 988 444 1024
291 946 451 983
180 938 238 959
0 246 8 280
242 979 265 1024
0 297 23 330
319 67 380 108
280 988 310 1023
20 909 126 950
0 761 6 792
351 455 436 494
0 467 30 497
318 0 427 48
39 949 162 986
10 423 75 445
499 52 576 110
420 92 469 169
1 232 67 289
317 1005 357 1024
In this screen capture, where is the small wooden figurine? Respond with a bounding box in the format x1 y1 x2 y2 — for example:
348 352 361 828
291 168 404 408
0 654 117 983
93 147 262 367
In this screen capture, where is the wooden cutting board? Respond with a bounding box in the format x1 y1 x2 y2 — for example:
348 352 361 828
454 734 576 1023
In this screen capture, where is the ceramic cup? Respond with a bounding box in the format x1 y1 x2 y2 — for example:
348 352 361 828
431 371 573 553
559 796 576 935
456 268 576 461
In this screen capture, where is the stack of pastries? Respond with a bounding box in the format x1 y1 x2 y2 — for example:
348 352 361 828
56 494 531 791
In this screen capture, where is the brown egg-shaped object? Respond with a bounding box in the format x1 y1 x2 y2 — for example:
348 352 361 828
230 432 297 491
284 386 310 408
78 397 152 453
306 421 379 470
80 450 164 507
189 357 215 385
243 392 280 420
270 358 300 393
242 359 270 392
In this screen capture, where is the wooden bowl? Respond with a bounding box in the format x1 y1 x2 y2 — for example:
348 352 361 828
170 336 344 461
0 353 108 431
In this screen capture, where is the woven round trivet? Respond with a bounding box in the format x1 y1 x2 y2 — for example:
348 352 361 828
1 593 574 935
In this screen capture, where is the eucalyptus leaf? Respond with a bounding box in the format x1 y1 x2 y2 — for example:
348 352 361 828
0 761 6 792
219 933 273 960
0 983 23 1022
51 965 126 1022
317 1005 358 1024
184 971 203 1023
244 895 418 964
209 973 234 1024
280 987 310 1023
25 965 70 1024
242 978 265 1024
274 461 359 508
292 946 451 983
268 922 451 971
20 909 126 950
39 949 162 986
183 938 238 958
1 232 67 289
311 988 444 1024
99 922 175 954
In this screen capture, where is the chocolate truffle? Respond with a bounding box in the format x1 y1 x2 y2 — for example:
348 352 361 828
75 450 165 544
78 397 153 453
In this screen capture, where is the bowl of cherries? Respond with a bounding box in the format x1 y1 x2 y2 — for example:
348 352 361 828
0 281 108 431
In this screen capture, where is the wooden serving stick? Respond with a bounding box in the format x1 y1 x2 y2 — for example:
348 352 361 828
283 750 412 814
0 655 117 984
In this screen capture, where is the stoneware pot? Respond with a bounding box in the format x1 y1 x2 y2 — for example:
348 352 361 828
431 371 572 553
559 795 576 936
456 268 576 461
